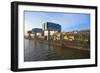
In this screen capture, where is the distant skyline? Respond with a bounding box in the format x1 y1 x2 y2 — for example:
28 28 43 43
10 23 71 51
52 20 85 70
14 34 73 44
24 11 90 34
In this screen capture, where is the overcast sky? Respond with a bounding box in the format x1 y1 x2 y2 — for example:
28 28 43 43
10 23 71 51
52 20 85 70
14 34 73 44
24 11 90 33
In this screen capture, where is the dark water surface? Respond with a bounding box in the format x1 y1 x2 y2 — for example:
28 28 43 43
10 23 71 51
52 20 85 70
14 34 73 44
24 39 90 62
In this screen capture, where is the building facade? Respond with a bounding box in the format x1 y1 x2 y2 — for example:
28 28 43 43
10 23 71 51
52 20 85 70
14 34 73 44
42 22 61 40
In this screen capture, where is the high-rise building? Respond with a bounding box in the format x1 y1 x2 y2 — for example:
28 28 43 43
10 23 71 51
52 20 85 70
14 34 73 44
42 22 61 40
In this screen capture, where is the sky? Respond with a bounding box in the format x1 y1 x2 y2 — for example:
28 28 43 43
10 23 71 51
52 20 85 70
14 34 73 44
24 11 90 33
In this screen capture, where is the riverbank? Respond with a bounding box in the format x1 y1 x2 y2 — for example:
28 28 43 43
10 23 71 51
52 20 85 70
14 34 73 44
29 38 90 51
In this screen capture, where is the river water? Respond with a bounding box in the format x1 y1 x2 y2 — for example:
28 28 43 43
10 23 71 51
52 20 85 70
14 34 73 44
24 39 90 62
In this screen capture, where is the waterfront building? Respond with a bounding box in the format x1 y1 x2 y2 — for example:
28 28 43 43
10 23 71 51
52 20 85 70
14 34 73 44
52 30 90 42
42 22 61 40
32 28 43 38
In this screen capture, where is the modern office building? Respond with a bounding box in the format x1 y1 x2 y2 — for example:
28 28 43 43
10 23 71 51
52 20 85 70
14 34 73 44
42 22 61 40
43 22 61 32
32 28 43 38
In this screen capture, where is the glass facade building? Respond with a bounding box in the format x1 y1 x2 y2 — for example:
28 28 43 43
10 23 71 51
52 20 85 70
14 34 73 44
43 22 61 32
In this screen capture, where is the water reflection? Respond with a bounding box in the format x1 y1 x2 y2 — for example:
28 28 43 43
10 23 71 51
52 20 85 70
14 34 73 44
24 39 90 62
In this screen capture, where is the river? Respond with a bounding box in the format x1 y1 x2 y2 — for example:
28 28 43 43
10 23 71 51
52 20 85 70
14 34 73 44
24 39 90 62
